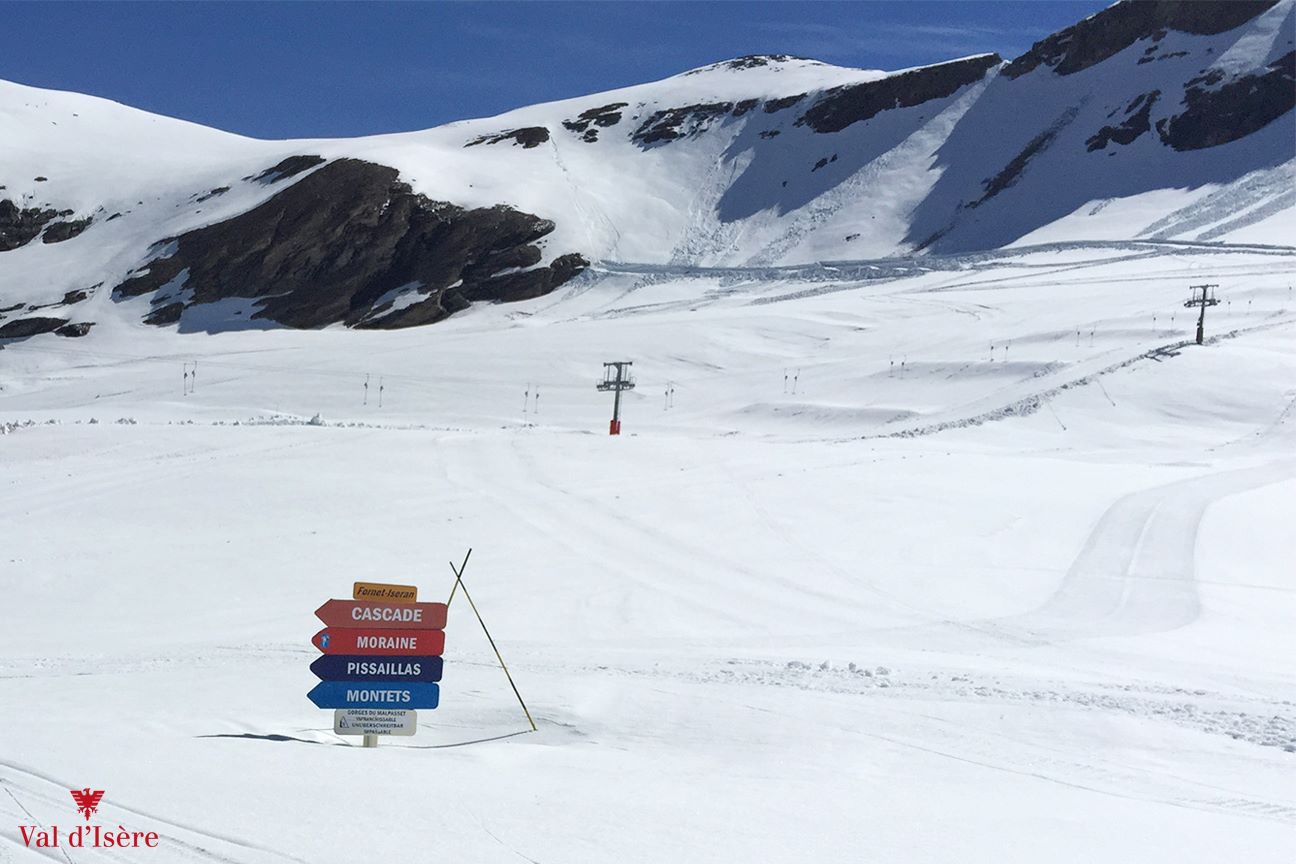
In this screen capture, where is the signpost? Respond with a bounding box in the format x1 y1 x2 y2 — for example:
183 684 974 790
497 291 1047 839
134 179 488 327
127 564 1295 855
308 582 446 747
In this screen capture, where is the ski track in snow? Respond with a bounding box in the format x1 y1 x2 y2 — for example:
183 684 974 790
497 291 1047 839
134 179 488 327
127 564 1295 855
1007 461 1296 640
0 763 307 864
3 239 1295 861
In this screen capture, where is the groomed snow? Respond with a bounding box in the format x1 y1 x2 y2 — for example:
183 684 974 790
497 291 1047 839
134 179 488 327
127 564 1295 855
2 241 1294 862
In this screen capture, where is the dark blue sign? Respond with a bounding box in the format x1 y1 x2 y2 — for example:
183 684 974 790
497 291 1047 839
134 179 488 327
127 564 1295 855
307 681 440 709
310 654 443 683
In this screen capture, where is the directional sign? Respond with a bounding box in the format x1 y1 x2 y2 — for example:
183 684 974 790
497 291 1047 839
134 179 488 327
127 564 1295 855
334 709 416 736
307 681 440 709
353 582 418 603
312 628 445 656
315 599 447 630
311 654 443 683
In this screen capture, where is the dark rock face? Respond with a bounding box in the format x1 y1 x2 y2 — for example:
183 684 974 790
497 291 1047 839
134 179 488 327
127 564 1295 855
56 321 93 337
972 106 1080 208
632 102 737 146
465 127 550 149
41 216 93 244
1 200 71 251
0 316 66 339
194 186 229 203
563 103 627 142
796 54 1000 134
1087 91 1160 151
763 93 806 114
250 155 325 184
1004 0 1280 79
61 288 91 305
145 303 184 326
1156 52 1295 151
111 158 586 330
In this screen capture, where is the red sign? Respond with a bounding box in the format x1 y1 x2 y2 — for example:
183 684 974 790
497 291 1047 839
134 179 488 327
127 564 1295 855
312 628 445 656
314 600 447 630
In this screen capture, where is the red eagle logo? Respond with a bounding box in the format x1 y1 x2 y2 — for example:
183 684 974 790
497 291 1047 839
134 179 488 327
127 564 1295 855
70 788 104 822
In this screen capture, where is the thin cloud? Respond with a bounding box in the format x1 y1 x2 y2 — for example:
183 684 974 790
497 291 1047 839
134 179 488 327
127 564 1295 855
746 19 1048 65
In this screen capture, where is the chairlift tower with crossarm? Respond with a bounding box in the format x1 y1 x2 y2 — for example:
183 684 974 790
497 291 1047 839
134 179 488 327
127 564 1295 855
597 361 635 435
1184 283 1220 345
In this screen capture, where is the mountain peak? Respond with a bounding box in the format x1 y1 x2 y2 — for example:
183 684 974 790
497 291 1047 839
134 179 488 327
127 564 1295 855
682 54 825 76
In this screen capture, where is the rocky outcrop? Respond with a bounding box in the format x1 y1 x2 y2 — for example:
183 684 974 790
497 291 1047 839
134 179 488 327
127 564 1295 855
41 216 93 244
1087 91 1160 151
633 102 737 146
111 158 585 330
763 93 806 114
686 55 812 74
0 316 66 339
972 107 1080 208
466 127 550 149
194 186 229 203
1 200 93 249
1156 52 1295 151
56 321 93 337
563 103 627 142
1004 1 1280 79
795 54 1000 134
1 201 70 251
249 155 324 184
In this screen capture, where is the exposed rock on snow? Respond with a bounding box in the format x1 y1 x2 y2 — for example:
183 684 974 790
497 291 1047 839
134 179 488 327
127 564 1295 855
248 154 325 184
1003 0 1281 79
465 127 551 149
0 316 66 339
111 158 587 330
687 54 816 74
562 102 628 142
972 107 1081 209
0 0 1291 337
633 102 739 146
1087 91 1160 151
1157 51 1296 150
55 321 93 337
795 53 1001 134
41 215 93 243
0 200 71 251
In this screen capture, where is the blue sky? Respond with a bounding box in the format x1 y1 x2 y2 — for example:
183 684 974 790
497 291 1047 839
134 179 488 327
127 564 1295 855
2 1 1108 139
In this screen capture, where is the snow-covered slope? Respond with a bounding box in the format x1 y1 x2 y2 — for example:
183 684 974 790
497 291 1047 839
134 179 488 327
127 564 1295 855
0 0 1293 338
3 238 1295 864
3 6 1296 861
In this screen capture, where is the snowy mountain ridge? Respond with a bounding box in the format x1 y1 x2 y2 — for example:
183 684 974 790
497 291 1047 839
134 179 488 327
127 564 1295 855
0 0 1293 337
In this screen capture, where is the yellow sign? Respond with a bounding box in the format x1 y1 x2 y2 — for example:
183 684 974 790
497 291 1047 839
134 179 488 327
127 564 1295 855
352 582 418 603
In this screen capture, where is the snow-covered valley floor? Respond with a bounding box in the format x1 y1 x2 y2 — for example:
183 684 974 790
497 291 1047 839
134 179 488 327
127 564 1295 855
2 242 1295 862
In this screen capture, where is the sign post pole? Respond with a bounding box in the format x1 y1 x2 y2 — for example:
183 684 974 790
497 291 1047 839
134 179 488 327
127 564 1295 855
363 733 377 748
447 549 537 733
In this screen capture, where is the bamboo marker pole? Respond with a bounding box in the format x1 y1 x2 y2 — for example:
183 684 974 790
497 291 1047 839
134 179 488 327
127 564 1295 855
446 549 537 732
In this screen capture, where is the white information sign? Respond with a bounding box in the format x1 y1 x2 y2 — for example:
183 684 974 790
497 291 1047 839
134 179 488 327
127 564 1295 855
333 709 417 736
